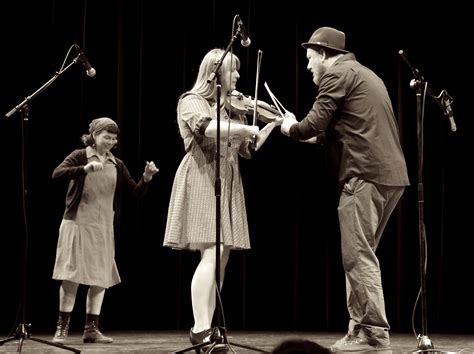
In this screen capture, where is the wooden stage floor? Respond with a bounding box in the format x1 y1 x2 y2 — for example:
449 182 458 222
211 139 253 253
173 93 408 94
1 331 473 353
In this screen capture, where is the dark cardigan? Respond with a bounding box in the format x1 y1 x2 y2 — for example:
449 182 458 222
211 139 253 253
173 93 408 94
52 148 149 224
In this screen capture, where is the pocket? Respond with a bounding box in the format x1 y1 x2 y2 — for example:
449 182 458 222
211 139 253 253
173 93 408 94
342 177 359 194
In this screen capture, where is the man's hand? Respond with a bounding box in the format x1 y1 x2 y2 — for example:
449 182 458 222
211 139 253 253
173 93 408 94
280 111 297 136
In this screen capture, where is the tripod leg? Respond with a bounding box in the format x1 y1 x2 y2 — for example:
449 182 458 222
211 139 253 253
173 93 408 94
18 336 25 352
0 322 80 353
0 336 18 345
206 327 268 353
27 336 81 353
227 342 269 352
0 324 28 351
175 341 218 353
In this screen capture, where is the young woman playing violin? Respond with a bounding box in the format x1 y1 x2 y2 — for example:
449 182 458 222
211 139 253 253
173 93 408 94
163 48 283 348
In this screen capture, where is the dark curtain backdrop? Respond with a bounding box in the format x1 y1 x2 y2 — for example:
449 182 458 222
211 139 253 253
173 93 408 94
1 0 471 335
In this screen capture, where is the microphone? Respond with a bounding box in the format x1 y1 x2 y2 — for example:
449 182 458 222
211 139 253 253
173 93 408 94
236 15 251 47
75 46 96 77
441 91 457 132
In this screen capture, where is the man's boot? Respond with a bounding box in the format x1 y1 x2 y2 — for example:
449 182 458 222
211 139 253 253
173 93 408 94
82 313 113 343
52 311 71 343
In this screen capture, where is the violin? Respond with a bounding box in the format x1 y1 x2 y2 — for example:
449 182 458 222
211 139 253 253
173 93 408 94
225 90 282 124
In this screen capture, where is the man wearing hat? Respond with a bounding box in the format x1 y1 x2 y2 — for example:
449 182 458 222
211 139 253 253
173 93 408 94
281 27 409 351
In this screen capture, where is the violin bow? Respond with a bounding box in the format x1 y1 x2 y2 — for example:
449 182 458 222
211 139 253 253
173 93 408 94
264 81 287 118
252 50 263 126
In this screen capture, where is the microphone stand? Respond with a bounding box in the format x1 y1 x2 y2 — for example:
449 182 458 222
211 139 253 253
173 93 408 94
0 51 83 353
176 19 266 354
399 50 456 353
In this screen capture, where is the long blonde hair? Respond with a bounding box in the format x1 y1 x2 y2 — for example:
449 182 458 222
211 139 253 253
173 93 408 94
187 48 240 103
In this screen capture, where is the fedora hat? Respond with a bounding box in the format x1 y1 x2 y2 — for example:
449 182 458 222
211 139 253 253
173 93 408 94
302 26 348 53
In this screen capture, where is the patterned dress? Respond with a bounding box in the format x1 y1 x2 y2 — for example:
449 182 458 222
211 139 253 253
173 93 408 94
53 149 121 288
163 93 252 250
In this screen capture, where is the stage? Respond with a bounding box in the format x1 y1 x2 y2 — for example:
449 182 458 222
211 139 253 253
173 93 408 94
0 331 472 353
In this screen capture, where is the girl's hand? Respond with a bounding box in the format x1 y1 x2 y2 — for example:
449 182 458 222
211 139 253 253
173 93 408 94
143 161 159 182
84 161 103 173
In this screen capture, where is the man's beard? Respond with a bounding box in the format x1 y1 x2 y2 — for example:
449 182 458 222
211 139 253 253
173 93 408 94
314 63 327 86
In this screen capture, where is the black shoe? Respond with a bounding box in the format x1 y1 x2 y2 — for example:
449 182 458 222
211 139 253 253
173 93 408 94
189 327 216 345
83 328 113 343
190 327 228 352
